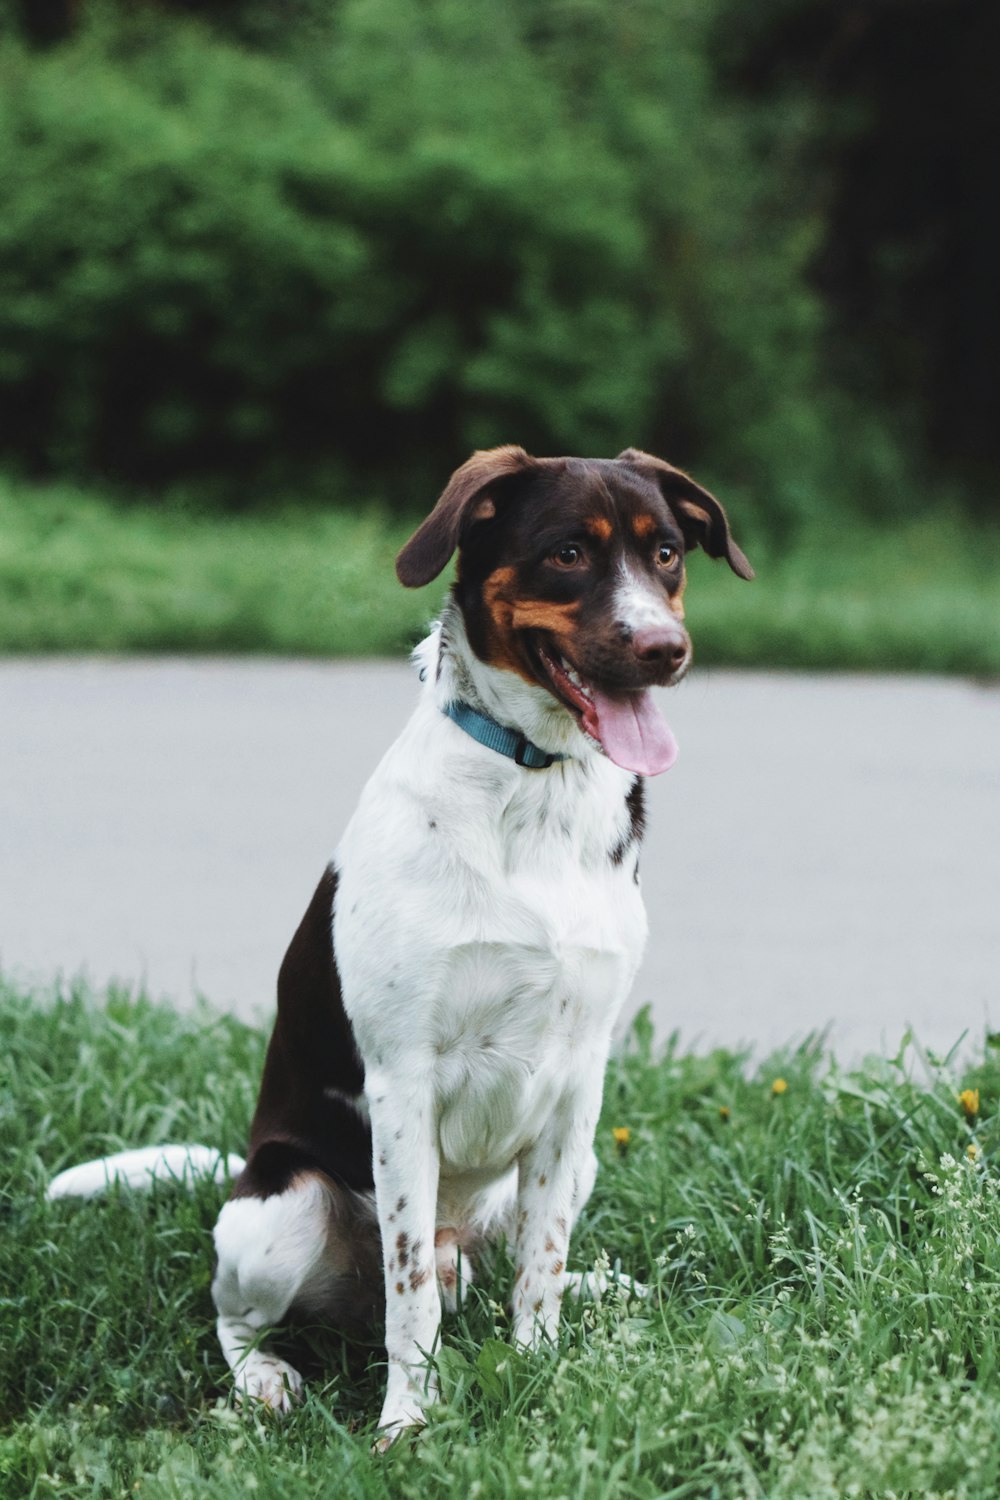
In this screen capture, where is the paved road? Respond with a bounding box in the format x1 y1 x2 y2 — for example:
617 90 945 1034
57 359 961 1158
2 659 998 1060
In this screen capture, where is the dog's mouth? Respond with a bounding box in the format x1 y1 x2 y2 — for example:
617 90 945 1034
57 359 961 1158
531 639 679 776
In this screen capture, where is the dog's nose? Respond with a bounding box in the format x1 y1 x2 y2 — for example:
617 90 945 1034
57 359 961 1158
631 627 688 672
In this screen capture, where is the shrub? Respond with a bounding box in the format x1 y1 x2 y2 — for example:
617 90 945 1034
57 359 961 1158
0 0 905 520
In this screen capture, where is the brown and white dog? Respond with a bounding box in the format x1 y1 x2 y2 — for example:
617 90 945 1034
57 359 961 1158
49 446 752 1446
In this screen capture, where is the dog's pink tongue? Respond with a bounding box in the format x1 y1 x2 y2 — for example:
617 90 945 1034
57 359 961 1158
583 688 678 776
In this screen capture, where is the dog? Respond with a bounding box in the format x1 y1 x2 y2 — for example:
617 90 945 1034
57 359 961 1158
50 446 752 1446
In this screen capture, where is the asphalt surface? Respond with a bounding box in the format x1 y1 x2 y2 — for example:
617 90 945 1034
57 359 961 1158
2 659 998 1060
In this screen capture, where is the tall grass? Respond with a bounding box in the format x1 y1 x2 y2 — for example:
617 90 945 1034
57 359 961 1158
3 978 1000 1497
2 475 999 671
0 477 443 656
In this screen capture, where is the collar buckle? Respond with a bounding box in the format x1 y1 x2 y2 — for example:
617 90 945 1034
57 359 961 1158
514 735 549 769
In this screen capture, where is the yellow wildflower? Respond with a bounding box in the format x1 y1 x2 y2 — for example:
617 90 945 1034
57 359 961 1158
612 1126 631 1152
958 1088 980 1119
719 1106 731 1122
771 1078 788 1096
967 1143 980 1161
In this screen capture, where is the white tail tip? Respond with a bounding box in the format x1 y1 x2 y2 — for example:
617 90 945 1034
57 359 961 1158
46 1144 246 1200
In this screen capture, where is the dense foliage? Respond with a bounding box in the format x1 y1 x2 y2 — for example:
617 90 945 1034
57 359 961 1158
0 0 993 523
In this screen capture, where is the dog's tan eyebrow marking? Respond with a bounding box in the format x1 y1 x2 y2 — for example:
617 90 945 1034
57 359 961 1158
631 514 658 539
584 515 612 542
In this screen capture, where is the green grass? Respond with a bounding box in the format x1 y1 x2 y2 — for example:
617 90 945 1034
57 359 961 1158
2 474 999 670
0 477 445 657
5 979 1000 1497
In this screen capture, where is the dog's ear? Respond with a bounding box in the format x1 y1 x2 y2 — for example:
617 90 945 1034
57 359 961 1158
616 448 754 580
396 446 537 588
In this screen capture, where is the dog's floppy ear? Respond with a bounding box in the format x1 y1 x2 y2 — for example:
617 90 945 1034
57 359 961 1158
616 448 754 580
396 445 537 588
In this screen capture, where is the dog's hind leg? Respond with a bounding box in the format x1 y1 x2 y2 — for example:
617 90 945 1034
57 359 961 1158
212 1168 379 1410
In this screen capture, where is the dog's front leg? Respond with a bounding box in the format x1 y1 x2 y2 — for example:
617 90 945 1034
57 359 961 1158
511 1095 601 1351
368 1074 441 1449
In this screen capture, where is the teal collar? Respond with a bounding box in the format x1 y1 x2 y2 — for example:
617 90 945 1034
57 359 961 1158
443 700 568 769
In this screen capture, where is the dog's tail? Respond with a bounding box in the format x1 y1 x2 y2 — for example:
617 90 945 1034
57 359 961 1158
46 1144 246 1200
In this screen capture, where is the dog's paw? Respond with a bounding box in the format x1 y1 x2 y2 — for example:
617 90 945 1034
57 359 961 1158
371 1414 424 1454
564 1269 649 1302
372 1378 432 1454
234 1352 304 1413
607 1270 649 1300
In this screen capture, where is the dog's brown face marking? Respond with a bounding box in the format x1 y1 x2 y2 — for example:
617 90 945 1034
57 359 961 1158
480 566 583 680
457 458 691 700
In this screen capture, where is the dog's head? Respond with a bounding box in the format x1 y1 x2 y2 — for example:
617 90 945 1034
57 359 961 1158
396 446 753 775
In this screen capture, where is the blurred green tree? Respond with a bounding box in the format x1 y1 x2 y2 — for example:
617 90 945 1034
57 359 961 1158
2 0 982 525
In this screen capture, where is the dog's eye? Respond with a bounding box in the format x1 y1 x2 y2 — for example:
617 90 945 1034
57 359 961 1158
656 544 679 568
551 544 583 569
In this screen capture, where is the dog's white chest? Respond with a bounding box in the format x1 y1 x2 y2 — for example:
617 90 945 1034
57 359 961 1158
335 706 647 1179
427 914 630 1172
